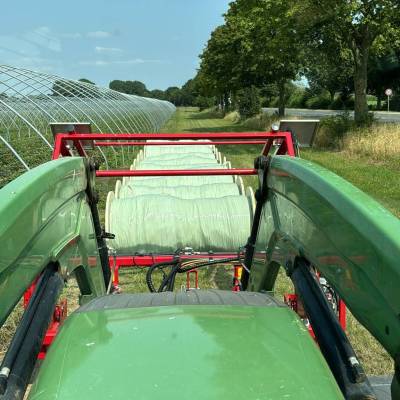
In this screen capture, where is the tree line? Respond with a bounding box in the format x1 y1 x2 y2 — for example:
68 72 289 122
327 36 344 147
196 0 400 124
108 79 214 109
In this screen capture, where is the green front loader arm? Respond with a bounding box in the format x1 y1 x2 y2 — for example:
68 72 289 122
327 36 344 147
249 155 400 374
0 157 106 328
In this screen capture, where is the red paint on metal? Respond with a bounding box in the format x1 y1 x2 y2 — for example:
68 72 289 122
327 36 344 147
54 131 292 141
339 300 347 331
186 270 199 290
232 265 243 292
110 254 242 285
94 140 267 147
96 168 257 178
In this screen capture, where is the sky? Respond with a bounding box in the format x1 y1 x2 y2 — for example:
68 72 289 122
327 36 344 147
0 0 231 90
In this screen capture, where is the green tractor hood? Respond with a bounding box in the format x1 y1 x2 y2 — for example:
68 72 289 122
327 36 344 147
29 291 343 400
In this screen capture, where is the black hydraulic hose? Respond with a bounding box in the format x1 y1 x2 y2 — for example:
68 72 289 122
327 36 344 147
241 156 270 290
85 159 111 289
0 264 63 400
241 194 264 290
0 265 56 395
146 259 180 292
146 257 243 293
290 258 376 400
88 195 111 288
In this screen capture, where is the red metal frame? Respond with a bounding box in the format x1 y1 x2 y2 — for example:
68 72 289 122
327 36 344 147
52 131 296 161
97 169 257 177
22 130 296 358
186 270 199 291
110 253 243 286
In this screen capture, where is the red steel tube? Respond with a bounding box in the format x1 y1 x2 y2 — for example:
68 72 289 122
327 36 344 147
56 132 291 141
96 168 257 177
94 140 267 146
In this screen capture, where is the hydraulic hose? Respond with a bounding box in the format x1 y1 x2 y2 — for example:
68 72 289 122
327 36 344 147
0 263 63 400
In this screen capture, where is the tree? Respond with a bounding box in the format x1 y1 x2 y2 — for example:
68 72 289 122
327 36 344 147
198 0 304 116
149 89 165 100
237 86 261 118
198 24 241 110
304 45 353 104
164 87 183 105
300 0 400 124
109 80 149 96
78 78 95 85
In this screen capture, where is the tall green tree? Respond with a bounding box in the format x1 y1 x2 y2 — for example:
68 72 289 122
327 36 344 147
300 0 400 123
227 0 304 116
199 23 241 109
304 46 353 104
199 0 304 116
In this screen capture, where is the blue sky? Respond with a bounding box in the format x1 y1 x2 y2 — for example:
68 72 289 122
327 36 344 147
0 0 230 90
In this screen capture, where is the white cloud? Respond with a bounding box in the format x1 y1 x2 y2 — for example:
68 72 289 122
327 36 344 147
87 31 112 39
95 46 123 53
79 58 162 67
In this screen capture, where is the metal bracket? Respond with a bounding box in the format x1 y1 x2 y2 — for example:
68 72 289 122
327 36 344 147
84 158 111 288
102 230 115 240
241 155 271 290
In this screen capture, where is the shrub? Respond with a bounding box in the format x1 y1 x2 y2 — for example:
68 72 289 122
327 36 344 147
224 111 241 123
287 87 307 108
195 96 215 111
237 86 261 119
314 112 354 149
305 93 331 110
330 96 346 110
242 113 278 131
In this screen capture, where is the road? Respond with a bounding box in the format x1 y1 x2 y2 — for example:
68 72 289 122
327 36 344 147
263 107 400 123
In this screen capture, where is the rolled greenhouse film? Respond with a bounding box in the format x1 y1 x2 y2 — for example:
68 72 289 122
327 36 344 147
141 153 218 163
106 194 254 253
125 174 235 187
114 180 122 198
236 176 245 195
144 144 214 157
246 186 256 217
118 181 242 199
135 162 227 170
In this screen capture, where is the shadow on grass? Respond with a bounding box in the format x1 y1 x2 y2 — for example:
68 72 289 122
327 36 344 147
187 125 247 133
189 110 225 120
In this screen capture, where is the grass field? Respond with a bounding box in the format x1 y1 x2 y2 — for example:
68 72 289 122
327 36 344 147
1 106 397 376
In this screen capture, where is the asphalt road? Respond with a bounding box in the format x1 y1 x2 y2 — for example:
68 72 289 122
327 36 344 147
263 107 400 123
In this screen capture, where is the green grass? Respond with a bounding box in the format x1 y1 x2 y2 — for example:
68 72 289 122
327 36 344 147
302 149 400 217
